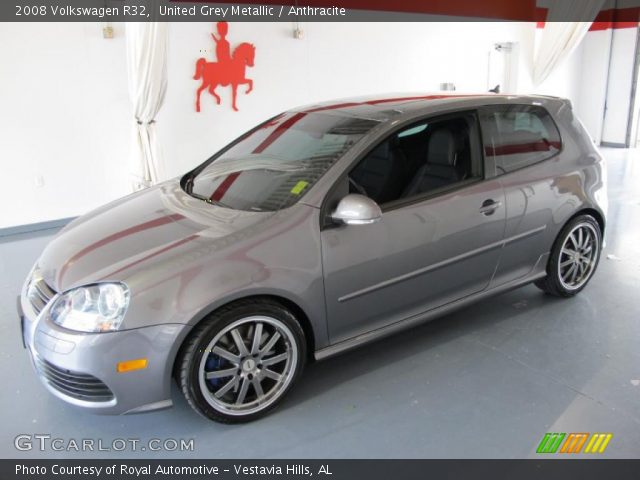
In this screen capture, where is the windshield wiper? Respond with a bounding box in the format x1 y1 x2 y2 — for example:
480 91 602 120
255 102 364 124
181 172 227 207
181 171 197 194
204 197 230 208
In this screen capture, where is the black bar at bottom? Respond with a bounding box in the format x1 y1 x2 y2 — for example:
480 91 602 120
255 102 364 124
2 459 639 480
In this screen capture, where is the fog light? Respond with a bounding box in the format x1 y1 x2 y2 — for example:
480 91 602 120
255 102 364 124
117 358 148 373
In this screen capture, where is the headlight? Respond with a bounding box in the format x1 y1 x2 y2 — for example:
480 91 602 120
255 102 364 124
49 283 130 333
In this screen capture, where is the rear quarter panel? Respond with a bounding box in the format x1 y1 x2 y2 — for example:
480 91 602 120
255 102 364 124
490 98 606 287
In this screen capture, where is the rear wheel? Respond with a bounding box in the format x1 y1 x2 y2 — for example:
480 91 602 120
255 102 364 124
535 215 602 297
177 299 306 423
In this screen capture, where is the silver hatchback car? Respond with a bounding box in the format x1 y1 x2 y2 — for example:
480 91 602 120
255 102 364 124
19 94 607 423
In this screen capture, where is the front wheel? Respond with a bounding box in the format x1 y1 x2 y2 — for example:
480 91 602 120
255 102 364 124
535 215 602 297
177 299 306 423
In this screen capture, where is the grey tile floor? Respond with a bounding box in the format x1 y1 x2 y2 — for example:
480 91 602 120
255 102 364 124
0 148 638 459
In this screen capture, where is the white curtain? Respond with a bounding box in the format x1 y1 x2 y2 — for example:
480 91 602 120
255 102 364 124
533 0 605 86
126 22 168 191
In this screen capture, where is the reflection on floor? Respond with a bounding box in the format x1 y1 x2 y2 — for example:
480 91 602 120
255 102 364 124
0 148 638 459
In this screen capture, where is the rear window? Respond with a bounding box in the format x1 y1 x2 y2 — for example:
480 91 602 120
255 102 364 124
188 112 378 211
480 105 561 175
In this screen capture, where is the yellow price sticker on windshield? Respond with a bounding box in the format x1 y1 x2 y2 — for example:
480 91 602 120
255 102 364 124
291 180 309 195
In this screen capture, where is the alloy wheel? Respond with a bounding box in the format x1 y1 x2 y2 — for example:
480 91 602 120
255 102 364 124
557 222 599 291
198 316 298 416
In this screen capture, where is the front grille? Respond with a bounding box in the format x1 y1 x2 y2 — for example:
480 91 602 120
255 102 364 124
34 356 114 403
27 273 56 315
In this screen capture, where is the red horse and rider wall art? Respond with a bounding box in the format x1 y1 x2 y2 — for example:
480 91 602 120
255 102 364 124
194 22 256 112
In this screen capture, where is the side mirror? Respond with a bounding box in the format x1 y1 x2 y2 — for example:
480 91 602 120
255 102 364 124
331 194 382 225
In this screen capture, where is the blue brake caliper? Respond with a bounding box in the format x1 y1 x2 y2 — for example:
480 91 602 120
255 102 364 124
205 354 227 387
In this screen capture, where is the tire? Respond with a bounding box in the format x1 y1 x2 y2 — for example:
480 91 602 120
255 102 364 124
177 298 306 423
535 214 602 297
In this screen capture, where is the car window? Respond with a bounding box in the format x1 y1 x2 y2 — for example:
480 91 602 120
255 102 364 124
480 105 561 175
397 123 428 138
188 113 379 211
348 113 482 205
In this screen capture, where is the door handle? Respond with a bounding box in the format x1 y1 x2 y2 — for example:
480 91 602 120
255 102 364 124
479 199 502 216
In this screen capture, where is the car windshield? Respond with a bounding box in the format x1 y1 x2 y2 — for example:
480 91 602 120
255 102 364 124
188 112 379 211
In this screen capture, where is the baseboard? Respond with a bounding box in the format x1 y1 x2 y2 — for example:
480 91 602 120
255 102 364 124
600 141 627 148
0 217 76 238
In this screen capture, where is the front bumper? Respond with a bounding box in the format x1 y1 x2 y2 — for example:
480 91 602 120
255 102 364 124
19 292 191 415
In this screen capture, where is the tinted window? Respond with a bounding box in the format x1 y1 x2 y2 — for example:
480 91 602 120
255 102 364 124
480 105 561 175
348 113 482 205
189 113 379 211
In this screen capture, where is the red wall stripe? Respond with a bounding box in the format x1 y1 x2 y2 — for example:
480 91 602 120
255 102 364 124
535 7 547 28
536 7 639 30
185 0 636 28
184 0 536 21
590 7 639 31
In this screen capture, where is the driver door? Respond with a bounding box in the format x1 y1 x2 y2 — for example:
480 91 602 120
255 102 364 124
321 111 506 344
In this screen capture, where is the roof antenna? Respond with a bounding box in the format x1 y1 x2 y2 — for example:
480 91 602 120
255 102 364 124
489 84 500 94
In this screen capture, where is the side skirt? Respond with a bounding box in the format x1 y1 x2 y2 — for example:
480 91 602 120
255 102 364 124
314 266 547 361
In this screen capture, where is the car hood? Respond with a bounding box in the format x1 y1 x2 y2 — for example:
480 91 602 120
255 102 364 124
37 179 280 292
